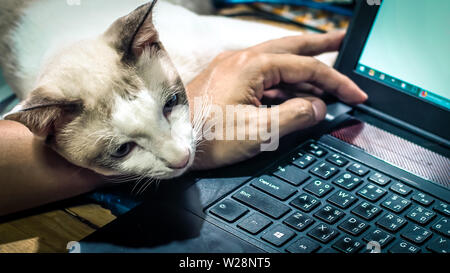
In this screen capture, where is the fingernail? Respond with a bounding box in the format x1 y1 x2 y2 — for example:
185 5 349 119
311 99 326 121
334 30 347 36
361 91 369 101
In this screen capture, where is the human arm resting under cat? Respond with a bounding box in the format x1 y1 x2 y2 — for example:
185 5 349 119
0 120 103 216
0 32 366 216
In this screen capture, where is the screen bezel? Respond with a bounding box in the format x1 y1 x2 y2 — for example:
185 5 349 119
334 0 450 140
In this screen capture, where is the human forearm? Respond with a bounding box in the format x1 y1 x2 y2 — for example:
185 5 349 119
0 120 103 216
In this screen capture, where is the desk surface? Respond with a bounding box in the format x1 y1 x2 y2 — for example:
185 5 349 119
0 204 116 253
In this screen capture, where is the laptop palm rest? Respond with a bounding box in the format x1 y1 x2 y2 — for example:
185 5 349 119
79 189 264 253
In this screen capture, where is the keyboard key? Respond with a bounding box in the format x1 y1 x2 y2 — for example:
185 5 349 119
376 213 407 233
363 228 394 248
406 205 436 225
292 154 316 169
388 241 421 253
290 193 320 212
434 201 450 216
304 179 334 198
272 165 310 186
390 182 412 196
431 217 450 237
233 187 290 219
286 237 320 253
401 224 432 245
352 201 382 220
287 150 304 162
357 183 387 202
368 172 391 186
333 172 362 190
210 199 248 222
347 163 370 177
250 175 297 201
381 194 412 213
309 162 338 180
283 211 315 232
411 192 434 206
308 223 339 243
332 236 363 253
326 153 349 167
327 190 358 209
261 224 295 247
314 205 345 224
427 236 449 253
338 217 369 236
302 142 328 157
237 213 272 235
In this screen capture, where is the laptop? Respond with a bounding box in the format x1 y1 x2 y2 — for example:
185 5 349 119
77 0 450 253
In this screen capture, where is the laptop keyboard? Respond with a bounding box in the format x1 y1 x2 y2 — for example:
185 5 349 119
207 140 450 253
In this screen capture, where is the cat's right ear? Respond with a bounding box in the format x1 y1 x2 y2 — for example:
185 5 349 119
3 88 82 140
104 0 159 62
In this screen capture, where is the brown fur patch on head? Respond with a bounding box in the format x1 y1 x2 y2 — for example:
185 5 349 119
104 0 159 63
4 86 82 139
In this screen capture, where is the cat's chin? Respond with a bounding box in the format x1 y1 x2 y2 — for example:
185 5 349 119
156 146 196 179
92 149 195 180
98 166 190 181
91 167 122 177
156 167 190 180
155 157 195 179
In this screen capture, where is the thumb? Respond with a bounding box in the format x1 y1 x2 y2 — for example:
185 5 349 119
272 97 327 137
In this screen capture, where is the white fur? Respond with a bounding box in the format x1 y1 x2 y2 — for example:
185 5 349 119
111 92 193 179
110 49 194 179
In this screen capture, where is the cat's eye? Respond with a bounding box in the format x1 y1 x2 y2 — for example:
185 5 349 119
111 142 135 158
163 94 179 116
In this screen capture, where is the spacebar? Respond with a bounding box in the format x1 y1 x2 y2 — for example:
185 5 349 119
232 186 290 219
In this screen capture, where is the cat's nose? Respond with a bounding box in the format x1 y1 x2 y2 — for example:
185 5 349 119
168 150 190 169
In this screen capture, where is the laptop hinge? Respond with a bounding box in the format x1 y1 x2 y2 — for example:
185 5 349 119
356 104 450 149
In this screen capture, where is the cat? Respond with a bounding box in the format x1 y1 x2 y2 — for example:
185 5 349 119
0 0 333 180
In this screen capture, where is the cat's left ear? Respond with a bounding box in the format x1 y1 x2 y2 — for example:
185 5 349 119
104 0 159 62
3 88 82 140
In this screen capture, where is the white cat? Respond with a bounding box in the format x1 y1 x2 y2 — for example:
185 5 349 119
0 0 333 180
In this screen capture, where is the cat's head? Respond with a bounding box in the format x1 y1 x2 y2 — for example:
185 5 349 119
4 1 195 179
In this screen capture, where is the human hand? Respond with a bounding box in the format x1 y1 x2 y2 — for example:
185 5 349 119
187 31 367 170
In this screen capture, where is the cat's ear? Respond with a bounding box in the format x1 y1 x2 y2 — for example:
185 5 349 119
104 0 159 62
3 87 82 140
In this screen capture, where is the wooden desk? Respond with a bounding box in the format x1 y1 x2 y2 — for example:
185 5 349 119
0 203 116 253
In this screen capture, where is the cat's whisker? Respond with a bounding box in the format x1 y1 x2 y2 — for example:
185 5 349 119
132 171 161 196
193 99 211 133
103 174 140 184
131 175 147 195
191 94 212 146
138 178 157 196
136 177 151 196
105 177 137 183
152 178 162 192
137 173 164 196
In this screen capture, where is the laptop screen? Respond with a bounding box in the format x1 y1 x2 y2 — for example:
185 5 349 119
355 0 450 111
